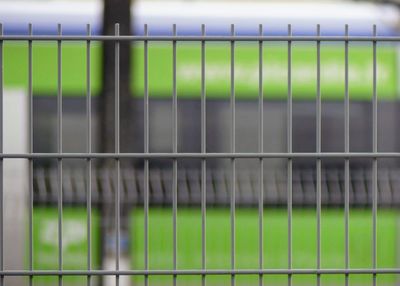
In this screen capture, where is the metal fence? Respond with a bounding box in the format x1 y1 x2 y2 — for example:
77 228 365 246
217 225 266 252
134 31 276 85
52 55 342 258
0 22 397 286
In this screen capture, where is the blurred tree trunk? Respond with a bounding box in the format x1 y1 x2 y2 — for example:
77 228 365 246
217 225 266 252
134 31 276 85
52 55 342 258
99 1 133 278
100 0 133 156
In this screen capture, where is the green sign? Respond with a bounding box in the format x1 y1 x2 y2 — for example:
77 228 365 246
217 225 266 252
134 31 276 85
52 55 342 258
133 43 398 100
32 207 100 285
131 208 398 286
3 42 398 100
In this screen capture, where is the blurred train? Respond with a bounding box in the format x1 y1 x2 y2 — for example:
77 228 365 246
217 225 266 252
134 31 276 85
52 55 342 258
1 0 400 168
2 1 400 285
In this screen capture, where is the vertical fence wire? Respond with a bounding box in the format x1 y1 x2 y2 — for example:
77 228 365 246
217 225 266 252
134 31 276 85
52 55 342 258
287 24 293 286
57 23 63 286
372 24 378 286
143 23 149 286
172 23 178 286
230 23 236 286
28 22 34 286
201 23 207 286
114 23 121 286
86 23 92 286
316 24 322 286
258 23 264 286
344 24 350 286
0 22 3 286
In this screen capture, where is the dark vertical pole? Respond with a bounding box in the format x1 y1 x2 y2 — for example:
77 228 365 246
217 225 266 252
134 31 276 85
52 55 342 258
100 0 132 155
100 3 131 283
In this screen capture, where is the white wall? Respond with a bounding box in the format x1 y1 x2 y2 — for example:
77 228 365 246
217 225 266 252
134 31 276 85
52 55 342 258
3 89 28 286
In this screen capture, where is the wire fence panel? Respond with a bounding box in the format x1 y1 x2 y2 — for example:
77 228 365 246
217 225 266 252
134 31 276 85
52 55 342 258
0 22 399 286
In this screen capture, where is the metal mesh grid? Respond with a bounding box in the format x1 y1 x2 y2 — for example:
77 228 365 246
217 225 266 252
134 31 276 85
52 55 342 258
0 22 397 285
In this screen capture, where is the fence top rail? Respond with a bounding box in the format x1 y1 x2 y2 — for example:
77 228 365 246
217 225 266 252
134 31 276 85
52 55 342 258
0 35 398 42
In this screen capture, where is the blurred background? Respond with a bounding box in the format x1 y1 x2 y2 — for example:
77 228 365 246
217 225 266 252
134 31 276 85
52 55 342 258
1 0 400 285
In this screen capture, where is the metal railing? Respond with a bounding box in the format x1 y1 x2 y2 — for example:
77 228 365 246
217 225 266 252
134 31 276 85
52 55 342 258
0 22 397 286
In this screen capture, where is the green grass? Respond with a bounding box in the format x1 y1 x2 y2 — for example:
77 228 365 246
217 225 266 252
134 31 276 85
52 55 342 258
131 208 399 286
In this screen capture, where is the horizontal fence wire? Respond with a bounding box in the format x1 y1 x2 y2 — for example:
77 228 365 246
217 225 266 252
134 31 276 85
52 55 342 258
0 152 398 159
0 35 398 41
0 269 400 276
